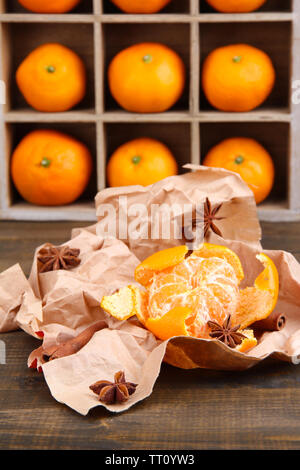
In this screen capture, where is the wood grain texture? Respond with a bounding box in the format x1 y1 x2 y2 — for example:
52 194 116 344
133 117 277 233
0 220 300 450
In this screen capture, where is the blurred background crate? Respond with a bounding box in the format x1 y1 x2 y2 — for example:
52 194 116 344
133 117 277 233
0 0 298 221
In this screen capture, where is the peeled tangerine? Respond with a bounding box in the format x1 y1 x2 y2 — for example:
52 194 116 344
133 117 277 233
101 244 279 354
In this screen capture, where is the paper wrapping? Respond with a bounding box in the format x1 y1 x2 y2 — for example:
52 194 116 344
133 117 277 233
1 166 300 415
94 165 262 258
0 264 34 333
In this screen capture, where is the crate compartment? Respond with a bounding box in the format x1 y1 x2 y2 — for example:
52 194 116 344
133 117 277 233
6 122 97 208
199 21 291 112
200 0 292 13
102 0 191 14
105 122 192 185
103 23 190 112
1 22 95 112
1 0 94 13
200 122 289 206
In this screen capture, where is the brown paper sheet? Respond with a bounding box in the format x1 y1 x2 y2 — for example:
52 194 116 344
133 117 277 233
0 264 34 332
94 165 262 258
1 167 300 415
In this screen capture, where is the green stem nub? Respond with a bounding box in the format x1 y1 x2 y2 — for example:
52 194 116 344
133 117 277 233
234 155 244 165
132 155 142 165
40 158 51 168
233 56 242 64
46 65 56 73
143 54 152 64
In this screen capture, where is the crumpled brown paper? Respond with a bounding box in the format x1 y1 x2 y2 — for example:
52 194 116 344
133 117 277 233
0 264 34 333
94 165 262 258
1 166 300 415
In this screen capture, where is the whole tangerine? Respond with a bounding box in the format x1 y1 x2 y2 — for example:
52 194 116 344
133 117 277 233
16 43 86 112
110 0 172 13
202 44 275 112
17 0 81 13
11 130 92 206
108 43 185 113
203 137 275 204
107 137 178 187
205 0 267 12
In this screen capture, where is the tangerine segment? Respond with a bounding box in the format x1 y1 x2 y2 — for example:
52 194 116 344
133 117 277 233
135 245 189 287
184 285 238 338
192 243 244 283
147 254 240 338
235 253 279 329
145 307 192 341
148 274 190 319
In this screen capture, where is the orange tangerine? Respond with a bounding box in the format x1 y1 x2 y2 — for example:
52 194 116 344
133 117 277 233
101 244 279 353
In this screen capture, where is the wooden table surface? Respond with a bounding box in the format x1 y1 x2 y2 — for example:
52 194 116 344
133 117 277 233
1 221 300 450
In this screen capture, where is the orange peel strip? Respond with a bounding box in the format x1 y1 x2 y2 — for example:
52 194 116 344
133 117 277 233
135 245 189 287
254 253 279 312
235 253 279 329
145 307 192 341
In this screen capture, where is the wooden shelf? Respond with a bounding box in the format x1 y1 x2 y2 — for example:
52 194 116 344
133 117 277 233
258 202 300 223
197 109 292 122
102 111 193 123
0 13 95 23
0 0 298 222
4 109 97 122
0 202 96 222
3 109 291 123
101 13 294 23
0 12 293 24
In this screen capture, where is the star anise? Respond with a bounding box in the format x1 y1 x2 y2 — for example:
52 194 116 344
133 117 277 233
182 198 225 244
37 244 81 273
207 315 246 349
203 198 224 237
89 371 137 405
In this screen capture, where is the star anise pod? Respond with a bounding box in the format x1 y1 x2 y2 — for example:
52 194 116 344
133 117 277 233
89 371 137 405
37 244 81 273
207 315 246 349
203 197 224 237
182 198 225 244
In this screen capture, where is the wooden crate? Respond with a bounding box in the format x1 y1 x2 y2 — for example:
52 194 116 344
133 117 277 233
0 0 298 222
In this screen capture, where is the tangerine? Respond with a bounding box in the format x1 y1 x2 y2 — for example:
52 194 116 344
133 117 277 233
203 137 275 204
101 243 279 353
17 0 81 13
11 129 92 206
107 137 178 187
16 43 86 112
202 44 275 112
108 42 185 113
110 0 172 13
205 0 267 13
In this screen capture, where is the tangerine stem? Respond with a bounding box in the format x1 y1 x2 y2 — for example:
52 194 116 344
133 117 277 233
233 56 242 63
40 158 51 168
234 155 244 165
143 54 152 64
46 65 56 73
132 155 142 165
